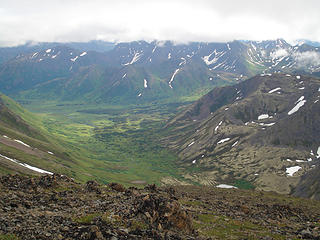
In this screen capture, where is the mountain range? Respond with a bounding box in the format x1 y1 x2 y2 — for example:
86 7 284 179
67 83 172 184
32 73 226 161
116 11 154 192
1 39 320 103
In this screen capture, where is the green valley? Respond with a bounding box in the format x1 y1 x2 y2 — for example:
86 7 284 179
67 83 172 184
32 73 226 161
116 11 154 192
10 98 191 186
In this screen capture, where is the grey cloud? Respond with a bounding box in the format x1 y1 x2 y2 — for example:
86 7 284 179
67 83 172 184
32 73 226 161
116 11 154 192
0 0 320 46
293 51 320 67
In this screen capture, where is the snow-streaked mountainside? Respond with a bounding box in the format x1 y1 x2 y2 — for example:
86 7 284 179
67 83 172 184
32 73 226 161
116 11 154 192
1 39 320 103
163 73 320 199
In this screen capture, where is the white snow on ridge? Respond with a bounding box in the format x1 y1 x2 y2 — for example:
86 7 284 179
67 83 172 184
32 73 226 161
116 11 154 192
80 52 87 57
47 151 54 155
268 87 281 94
217 138 230 144
3 135 9 138
138 93 142 97
231 141 238 147
0 153 53 175
202 49 226 66
123 52 142 65
46 49 52 53
152 46 157 53
169 69 180 89
168 53 171 59
216 184 237 189
70 56 78 62
295 96 305 104
317 146 320 158
144 79 148 88
258 114 269 120
288 97 306 115
296 75 301 79
122 73 127 78
188 141 195 147
31 52 38 58
215 121 223 132
14 139 30 148
286 166 301 176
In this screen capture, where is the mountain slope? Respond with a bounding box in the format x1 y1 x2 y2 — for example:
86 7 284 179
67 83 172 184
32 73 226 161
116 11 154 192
163 73 320 197
0 93 77 176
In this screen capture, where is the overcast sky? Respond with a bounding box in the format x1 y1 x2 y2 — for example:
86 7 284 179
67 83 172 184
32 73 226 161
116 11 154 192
0 0 319 46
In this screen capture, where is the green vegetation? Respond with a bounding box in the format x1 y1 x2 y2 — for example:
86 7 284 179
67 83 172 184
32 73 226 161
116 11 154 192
73 213 104 224
194 213 285 239
0 234 19 240
233 180 255 190
10 98 187 185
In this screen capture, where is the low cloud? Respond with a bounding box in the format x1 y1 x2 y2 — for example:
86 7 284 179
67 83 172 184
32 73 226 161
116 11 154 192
271 49 289 59
0 0 320 46
293 51 320 67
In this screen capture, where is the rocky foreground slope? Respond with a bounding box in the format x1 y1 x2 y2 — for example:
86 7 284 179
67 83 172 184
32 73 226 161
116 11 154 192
0 174 320 239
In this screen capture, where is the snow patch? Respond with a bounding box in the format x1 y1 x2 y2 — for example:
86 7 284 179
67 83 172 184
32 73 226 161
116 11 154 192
216 184 237 189
70 56 78 62
258 114 269 120
168 53 171 59
47 151 54 155
217 138 230 144
122 73 127 78
295 96 305 104
14 139 30 148
80 52 87 57
268 87 281 94
144 79 148 88
0 153 53 175
123 52 142 65
286 166 301 176
296 75 301 79
231 141 238 147
169 69 180 89
288 97 306 115
188 141 195 147
46 49 52 53
296 160 306 163
192 160 196 164
138 93 142 97
3 135 9 138
215 121 223 132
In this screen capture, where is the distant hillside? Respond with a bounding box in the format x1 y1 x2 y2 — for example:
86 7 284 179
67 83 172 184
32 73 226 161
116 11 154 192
163 73 320 198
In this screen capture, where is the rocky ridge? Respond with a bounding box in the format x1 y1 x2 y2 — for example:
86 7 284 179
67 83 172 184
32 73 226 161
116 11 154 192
0 174 320 239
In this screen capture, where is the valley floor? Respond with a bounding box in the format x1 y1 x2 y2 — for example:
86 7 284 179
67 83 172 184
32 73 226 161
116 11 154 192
16 99 190 185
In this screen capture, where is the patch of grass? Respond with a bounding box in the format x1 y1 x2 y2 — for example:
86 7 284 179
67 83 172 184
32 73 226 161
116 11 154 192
233 180 255 190
73 213 103 224
194 213 285 239
129 219 148 231
0 234 19 240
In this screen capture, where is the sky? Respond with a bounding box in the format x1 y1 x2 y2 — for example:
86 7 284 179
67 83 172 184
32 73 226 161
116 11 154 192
0 0 319 46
